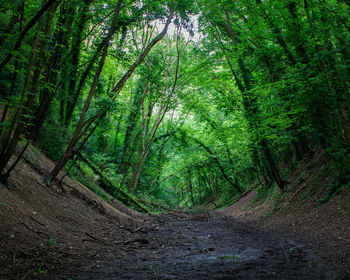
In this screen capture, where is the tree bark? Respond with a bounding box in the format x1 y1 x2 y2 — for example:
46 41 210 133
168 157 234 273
0 0 59 71
30 3 77 141
63 0 94 126
77 153 150 213
0 1 59 175
193 138 243 194
224 9 287 189
48 0 123 181
110 9 175 97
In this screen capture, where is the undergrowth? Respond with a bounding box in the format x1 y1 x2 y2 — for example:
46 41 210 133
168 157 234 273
243 183 279 211
70 167 110 203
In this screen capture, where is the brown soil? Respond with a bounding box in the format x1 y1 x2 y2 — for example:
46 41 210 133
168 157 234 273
0 145 348 279
36 213 337 280
223 152 350 279
0 145 145 279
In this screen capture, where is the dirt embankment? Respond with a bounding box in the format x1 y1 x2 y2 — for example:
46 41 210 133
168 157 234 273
0 145 349 279
38 213 338 280
0 144 149 279
222 152 350 278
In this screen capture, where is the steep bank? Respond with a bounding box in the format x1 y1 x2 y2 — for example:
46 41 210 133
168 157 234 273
222 151 350 278
0 145 349 279
0 144 149 279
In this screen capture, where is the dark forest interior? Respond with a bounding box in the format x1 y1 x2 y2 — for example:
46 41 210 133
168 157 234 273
0 0 349 279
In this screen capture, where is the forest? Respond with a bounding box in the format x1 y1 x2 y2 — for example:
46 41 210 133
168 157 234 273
0 0 350 278
1 0 349 209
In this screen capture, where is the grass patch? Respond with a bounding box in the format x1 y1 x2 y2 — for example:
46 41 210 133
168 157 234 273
70 168 111 203
217 256 241 260
243 183 279 211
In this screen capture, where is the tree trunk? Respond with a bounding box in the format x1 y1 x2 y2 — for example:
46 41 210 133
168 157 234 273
193 138 243 194
30 3 77 141
0 0 59 71
48 0 123 181
119 85 146 173
63 0 93 126
224 9 286 189
0 1 59 174
113 112 123 151
188 173 195 205
260 139 288 189
78 153 150 213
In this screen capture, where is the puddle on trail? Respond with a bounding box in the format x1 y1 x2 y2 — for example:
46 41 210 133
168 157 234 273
214 247 264 261
161 247 264 266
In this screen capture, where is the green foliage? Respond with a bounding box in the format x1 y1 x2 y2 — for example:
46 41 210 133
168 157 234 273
0 0 349 210
36 119 67 161
47 238 56 247
70 164 111 203
217 256 240 260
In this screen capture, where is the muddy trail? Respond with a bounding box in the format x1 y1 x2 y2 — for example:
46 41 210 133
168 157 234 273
35 213 337 280
1 146 349 279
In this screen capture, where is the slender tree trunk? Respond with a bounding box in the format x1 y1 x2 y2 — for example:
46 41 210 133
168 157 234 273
119 85 146 173
341 104 350 148
0 1 59 175
224 9 287 189
48 0 123 181
188 173 195 205
0 2 24 46
2 141 29 181
0 0 59 71
30 3 76 141
63 0 93 126
129 105 168 194
193 138 243 193
113 112 123 152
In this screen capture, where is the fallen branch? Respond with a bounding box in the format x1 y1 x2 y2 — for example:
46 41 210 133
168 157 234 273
123 238 150 245
23 175 47 189
29 216 46 227
77 153 150 214
130 227 143 233
137 198 183 214
21 222 49 238
84 232 108 245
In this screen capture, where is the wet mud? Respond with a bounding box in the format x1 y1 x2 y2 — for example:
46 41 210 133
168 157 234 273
39 213 338 280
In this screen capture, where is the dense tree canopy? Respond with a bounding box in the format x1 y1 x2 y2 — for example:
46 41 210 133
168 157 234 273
1 0 349 209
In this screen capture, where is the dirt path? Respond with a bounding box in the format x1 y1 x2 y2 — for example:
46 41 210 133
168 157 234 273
38 213 337 280
1 145 348 279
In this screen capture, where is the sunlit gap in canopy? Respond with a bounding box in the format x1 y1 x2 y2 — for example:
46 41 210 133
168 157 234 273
156 14 201 42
